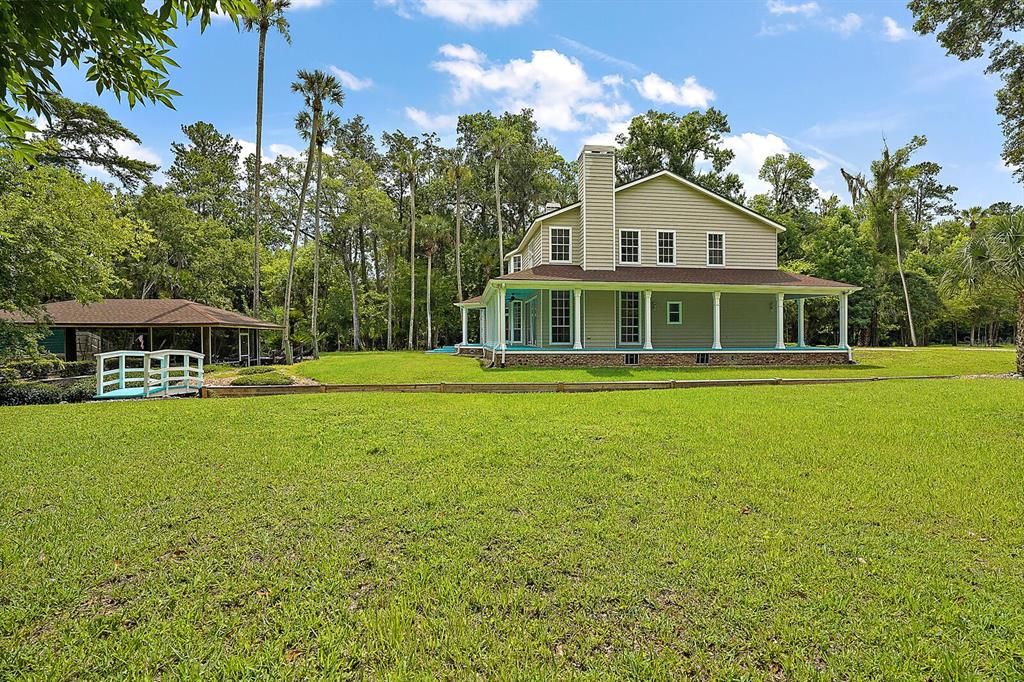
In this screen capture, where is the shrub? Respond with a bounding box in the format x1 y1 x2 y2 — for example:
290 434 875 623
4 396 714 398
0 368 19 384
59 360 96 377
6 356 64 380
230 371 294 386
236 366 275 376
203 364 232 374
0 380 93 407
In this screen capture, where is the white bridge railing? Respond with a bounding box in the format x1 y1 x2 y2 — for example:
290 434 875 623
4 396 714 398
95 350 205 398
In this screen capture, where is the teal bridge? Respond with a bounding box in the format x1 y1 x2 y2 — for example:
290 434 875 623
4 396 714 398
95 350 204 399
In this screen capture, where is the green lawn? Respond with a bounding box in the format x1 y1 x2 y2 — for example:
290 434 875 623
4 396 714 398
2 379 1023 678
294 346 1015 385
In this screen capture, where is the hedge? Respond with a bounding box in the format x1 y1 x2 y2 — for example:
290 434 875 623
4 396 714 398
0 381 93 407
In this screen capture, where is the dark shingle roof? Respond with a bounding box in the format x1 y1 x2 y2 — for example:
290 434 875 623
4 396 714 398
496 265 853 288
0 299 282 329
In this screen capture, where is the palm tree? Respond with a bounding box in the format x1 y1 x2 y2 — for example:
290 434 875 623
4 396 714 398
297 109 341 360
850 137 928 346
959 206 987 231
444 148 471 301
482 125 522 274
419 215 449 349
396 141 422 349
944 213 1024 374
282 69 343 364
244 0 290 331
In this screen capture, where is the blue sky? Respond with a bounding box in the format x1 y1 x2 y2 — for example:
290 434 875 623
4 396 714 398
54 0 1022 208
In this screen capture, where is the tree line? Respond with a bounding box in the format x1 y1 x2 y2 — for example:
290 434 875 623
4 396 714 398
1 0 1022 373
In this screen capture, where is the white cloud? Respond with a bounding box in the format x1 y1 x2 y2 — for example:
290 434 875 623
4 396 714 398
405 107 458 132
632 73 715 108
269 143 302 158
828 13 862 37
767 0 819 16
432 45 629 132
582 120 630 147
237 139 272 166
758 22 799 37
113 138 162 167
722 132 828 197
382 0 537 27
723 133 791 196
329 66 374 91
882 16 909 41
996 160 1018 175
438 43 485 62
291 0 329 8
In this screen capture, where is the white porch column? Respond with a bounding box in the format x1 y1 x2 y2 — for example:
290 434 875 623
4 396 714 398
775 292 785 350
573 289 583 350
479 310 485 345
460 307 469 345
712 292 722 350
839 292 849 349
643 290 653 350
797 298 805 347
498 286 507 351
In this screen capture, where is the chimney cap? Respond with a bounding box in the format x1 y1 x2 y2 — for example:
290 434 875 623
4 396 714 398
544 201 561 211
579 144 616 156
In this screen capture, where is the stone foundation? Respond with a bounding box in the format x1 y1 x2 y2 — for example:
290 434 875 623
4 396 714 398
455 345 484 358
480 349 852 367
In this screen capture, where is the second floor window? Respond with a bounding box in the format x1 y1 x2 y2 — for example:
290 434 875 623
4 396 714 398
707 232 725 266
509 255 522 273
619 229 640 264
657 231 675 265
550 227 571 263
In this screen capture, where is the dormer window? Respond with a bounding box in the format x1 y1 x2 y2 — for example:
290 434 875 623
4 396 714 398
550 227 571 263
509 255 522 273
619 229 640 264
707 232 725 266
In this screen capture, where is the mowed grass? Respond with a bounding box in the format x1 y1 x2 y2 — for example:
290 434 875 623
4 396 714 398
294 346 1015 385
2 380 1023 678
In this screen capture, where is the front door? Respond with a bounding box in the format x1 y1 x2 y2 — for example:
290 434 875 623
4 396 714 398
507 300 523 345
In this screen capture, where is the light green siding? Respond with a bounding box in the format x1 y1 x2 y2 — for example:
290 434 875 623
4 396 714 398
650 292 713 347
583 290 616 347
616 174 778 269
721 293 776 347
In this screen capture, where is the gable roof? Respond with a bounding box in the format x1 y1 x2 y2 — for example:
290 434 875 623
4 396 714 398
0 299 282 330
507 168 786 258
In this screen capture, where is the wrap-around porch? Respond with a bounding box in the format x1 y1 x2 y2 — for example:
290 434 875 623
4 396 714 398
457 283 852 366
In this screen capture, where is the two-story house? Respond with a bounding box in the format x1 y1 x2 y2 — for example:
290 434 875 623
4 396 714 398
456 145 858 367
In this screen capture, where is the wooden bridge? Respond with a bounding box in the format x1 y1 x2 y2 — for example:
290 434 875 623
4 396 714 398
94 350 204 399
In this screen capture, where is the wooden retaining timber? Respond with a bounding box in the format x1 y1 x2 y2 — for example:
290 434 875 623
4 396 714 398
200 374 957 398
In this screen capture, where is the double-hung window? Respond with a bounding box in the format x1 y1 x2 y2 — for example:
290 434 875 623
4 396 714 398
619 229 640 264
657 231 676 265
550 227 571 263
619 291 640 344
707 232 725 266
550 291 571 344
667 301 682 325
509 255 522 273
